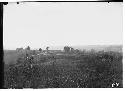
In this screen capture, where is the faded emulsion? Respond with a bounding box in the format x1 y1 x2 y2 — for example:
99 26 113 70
3 1 123 88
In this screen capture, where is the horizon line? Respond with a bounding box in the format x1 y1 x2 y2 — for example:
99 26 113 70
3 44 123 50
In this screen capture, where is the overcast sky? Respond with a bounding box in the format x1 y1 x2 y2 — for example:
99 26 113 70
3 2 122 50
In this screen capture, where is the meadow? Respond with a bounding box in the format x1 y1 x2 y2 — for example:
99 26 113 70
4 48 123 88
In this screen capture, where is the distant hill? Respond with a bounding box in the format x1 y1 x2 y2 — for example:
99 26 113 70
104 45 122 52
48 45 122 52
73 45 122 52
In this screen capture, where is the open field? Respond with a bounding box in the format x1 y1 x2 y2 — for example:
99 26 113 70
4 47 123 88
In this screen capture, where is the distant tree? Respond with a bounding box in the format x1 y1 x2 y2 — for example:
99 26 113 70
64 46 70 53
27 46 30 50
75 49 80 53
39 48 42 52
70 47 74 53
16 48 23 52
46 47 49 53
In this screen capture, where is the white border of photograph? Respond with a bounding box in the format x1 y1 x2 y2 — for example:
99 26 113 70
2 0 124 90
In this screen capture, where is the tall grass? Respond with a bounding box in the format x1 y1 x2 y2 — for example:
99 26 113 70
4 50 123 88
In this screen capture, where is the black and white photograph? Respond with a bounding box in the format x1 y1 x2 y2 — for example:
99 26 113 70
3 1 123 88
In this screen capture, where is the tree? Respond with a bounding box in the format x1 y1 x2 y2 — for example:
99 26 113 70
16 48 23 52
27 46 30 50
64 46 70 53
75 49 80 53
70 47 74 53
46 47 49 53
39 48 42 52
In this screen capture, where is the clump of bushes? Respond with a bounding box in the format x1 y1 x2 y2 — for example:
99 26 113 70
75 51 123 88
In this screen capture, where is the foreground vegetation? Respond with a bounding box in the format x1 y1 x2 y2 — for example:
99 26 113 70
4 50 123 88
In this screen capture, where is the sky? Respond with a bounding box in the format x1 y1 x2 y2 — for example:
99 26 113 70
3 2 123 50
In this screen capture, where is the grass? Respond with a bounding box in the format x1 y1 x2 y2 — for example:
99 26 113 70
4 50 123 88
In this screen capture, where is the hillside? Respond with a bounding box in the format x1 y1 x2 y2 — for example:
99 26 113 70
4 49 123 88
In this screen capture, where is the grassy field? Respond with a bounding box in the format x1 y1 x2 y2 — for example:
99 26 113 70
4 50 123 88
4 50 20 65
